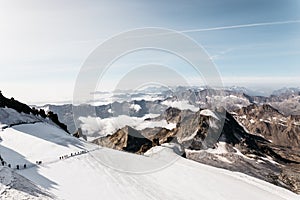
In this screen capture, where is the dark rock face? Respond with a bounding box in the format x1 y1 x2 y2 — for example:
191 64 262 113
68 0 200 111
141 127 177 146
0 91 34 115
92 126 153 154
124 126 153 153
73 128 87 140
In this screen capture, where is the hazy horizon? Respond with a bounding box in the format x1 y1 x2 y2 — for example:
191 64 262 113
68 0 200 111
1 0 299 103
1 84 298 106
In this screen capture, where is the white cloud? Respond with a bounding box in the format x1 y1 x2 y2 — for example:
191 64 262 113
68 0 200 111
78 114 176 139
161 100 199 112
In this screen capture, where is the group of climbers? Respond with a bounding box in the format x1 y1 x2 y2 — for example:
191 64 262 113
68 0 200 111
0 149 89 171
0 155 27 170
59 150 88 160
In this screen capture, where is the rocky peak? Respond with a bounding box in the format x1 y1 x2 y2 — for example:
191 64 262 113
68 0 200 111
92 126 153 154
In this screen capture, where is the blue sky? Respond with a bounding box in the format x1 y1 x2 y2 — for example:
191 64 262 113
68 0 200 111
0 0 299 103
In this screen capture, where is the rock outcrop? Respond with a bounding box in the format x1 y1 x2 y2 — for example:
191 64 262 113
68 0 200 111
92 126 153 154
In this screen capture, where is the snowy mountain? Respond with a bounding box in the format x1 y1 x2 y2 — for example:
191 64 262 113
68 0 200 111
1 123 299 199
272 87 300 96
1 92 299 199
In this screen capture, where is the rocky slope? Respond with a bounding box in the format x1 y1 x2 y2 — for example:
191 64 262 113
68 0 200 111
93 105 300 194
232 103 300 193
234 104 300 148
0 167 53 199
93 125 153 154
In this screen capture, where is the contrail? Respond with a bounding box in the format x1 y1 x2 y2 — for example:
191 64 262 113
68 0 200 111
180 20 300 33
122 20 300 39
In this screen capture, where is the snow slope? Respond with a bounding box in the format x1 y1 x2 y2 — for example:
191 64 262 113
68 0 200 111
0 167 52 199
0 108 40 129
0 123 299 200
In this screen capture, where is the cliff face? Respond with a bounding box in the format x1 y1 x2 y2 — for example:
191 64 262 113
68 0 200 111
92 126 153 154
234 104 300 149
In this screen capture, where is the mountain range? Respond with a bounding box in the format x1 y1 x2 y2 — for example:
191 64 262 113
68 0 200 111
0 87 300 199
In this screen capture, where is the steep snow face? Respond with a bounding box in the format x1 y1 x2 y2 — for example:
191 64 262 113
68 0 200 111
200 109 220 120
0 123 299 200
0 108 40 128
0 167 52 199
0 123 88 166
144 143 185 158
